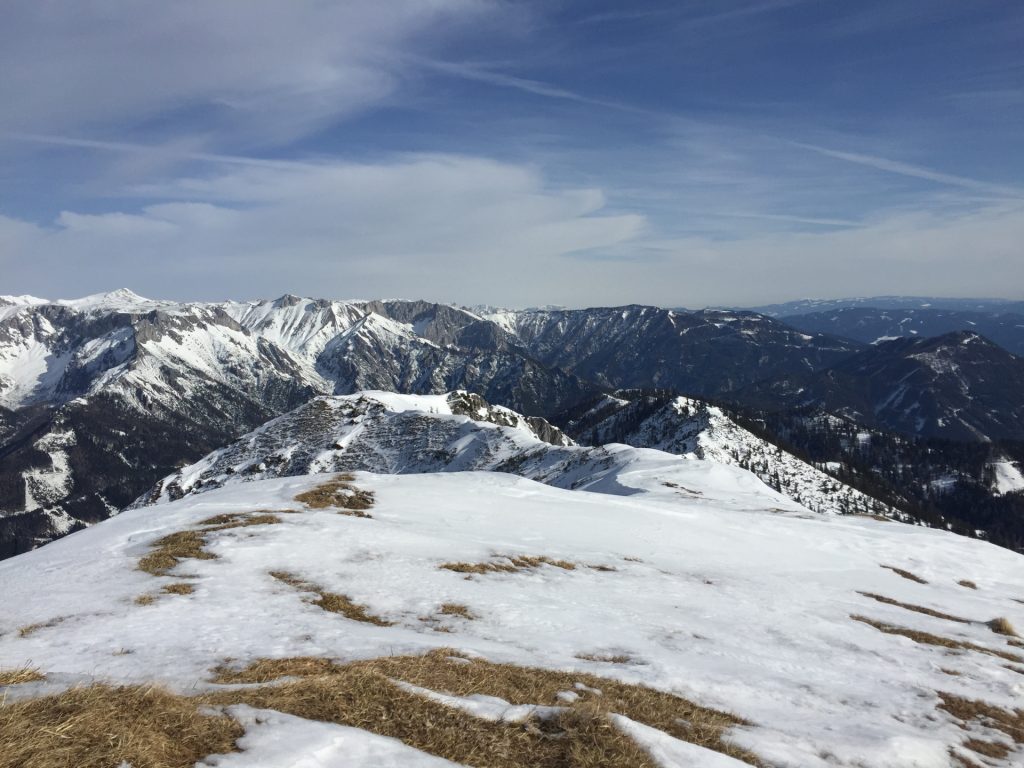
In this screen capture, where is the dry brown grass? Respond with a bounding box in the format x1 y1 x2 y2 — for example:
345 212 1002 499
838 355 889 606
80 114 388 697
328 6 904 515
439 603 476 619
857 592 971 623
138 513 282 577
958 580 978 590
134 594 157 606
163 582 195 596
939 691 1024 751
987 617 1020 638
0 683 243 768
576 653 633 664
0 667 43 686
138 530 215 576
294 474 374 516
441 555 577 575
210 648 761 766
852 615 1024 663
270 571 392 626
198 512 282 531
962 738 1011 759
17 617 65 638
881 565 928 584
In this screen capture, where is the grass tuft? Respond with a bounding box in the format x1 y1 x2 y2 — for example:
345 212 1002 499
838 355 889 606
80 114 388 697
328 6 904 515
881 565 928 584
576 653 633 664
270 571 392 626
294 474 374 516
197 512 282 531
163 582 195 596
0 667 43 686
857 592 970 623
440 555 577 575
17 618 65 638
852 615 1024 663
958 580 978 590
137 531 215 576
438 603 476 619
987 617 1020 638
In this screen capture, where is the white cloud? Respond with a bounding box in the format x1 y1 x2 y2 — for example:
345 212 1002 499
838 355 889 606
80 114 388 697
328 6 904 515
0 155 645 302
0 1 494 145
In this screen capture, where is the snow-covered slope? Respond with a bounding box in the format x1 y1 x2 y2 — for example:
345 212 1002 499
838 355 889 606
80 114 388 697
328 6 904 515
138 391 804 518
3 471 1023 767
565 392 902 519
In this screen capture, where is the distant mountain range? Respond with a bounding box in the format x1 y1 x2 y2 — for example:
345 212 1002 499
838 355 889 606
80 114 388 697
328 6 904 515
2 290 1023 557
741 296 1024 317
777 307 1024 356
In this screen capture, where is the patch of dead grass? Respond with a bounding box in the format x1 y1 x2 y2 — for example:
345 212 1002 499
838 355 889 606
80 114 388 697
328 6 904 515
881 565 928 584
134 594 157 606
198 512 282 531
0 667 43 686
210 648 761 766
138 513 282 577
438 603 476 619
0 683 243 768
269 571 392 626
17 617 65 638
958 580 978 590
163 582 195 596
294 474 374 516
852 615 1024 663
576 653 633 664
137 530 215 576
987 617 1020 638
857 592 970 623
939 691 1024 752
440 555 577 575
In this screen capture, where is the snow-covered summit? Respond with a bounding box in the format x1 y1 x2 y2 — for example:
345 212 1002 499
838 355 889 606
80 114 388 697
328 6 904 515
3 470 1023 766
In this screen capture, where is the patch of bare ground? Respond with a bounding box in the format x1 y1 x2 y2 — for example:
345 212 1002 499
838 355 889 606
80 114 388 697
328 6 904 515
958 580 978 590
269 571 392 626
0 667 43 686
294 474 374 516
857 592 971 623
441 555 577 575
939 692 1023 757
0 683 243 768
17 617 66 638
881 565 928 584
210 648 762 766
138 513 282 576
851 615 1024 663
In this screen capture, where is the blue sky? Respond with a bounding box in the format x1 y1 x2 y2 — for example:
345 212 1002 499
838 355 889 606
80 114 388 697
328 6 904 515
1 0 1022 307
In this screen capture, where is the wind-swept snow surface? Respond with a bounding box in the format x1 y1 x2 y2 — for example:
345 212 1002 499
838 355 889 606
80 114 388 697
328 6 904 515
2 471 1023 766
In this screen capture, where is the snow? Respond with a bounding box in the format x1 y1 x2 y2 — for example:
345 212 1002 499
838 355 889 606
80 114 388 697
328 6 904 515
201 706 462 767
992 458 1024 495
3 471 1024 766
611 715 753 767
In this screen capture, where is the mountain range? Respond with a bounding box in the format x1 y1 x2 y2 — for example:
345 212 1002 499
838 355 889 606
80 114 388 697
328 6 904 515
2 290 1023 558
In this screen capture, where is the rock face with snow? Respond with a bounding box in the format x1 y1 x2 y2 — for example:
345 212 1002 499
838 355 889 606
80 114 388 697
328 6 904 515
484 305 860 396
741 331 1024 441
136 390 802 517
2 469 1023 766
561 391 901 518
